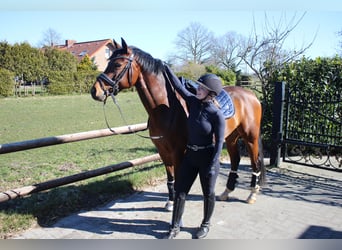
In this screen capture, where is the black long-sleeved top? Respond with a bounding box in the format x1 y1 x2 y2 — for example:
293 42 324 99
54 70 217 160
167 71 225 168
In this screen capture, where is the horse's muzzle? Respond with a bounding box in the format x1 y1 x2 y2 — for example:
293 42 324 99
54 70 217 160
90 86 105 102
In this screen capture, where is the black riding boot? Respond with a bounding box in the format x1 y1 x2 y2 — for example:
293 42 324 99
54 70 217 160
165 192 186 239
196 193 215 239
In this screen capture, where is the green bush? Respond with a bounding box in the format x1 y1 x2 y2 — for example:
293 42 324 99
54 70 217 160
265 56 342 147
74 71 99 94
45 71 99 95
46 71 74 95
0 68 14 97
205 65 236 86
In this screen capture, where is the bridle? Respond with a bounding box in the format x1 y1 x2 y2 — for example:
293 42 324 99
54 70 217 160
95 53 164 140
96 54 134 98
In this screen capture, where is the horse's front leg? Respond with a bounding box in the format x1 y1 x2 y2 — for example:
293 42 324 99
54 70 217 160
165 165 175 211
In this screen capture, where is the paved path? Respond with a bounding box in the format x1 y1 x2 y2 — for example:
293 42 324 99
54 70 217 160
12 159 342 239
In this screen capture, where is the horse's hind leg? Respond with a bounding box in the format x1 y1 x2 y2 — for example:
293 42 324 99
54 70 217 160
245 137 264 204
218 137 240 201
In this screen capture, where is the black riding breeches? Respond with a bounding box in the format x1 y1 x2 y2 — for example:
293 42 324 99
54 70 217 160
175 147 219 197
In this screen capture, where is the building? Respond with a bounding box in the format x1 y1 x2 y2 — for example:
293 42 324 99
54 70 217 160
57 39 116 71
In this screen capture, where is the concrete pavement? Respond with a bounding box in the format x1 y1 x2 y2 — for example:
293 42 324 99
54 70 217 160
12 159 342 239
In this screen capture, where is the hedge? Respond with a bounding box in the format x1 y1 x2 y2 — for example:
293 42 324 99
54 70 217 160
0 68 15 97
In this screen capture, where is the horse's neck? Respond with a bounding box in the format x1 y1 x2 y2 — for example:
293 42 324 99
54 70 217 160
136 73 169 115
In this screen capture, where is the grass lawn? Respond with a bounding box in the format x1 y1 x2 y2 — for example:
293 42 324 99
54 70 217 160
0 93 165 238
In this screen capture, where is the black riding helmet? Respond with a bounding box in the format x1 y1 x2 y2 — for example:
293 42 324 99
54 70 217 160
196 74 223 96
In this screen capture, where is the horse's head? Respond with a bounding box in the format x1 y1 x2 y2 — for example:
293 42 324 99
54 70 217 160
91 38 140 102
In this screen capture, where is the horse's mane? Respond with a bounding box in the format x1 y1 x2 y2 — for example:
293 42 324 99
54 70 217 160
109 46 164 75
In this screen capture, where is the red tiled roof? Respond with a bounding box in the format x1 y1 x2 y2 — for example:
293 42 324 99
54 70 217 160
57 39 113 61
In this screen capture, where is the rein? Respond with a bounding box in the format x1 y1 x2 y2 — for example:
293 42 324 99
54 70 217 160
98 53 163 140
102 93 163 140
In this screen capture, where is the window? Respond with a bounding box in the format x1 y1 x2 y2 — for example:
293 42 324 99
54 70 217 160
105 48 111 59
79 50 87 57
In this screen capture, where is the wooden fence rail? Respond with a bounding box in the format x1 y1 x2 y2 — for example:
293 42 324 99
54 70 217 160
0 123 148 154
0 153 161 203
0 123 162 203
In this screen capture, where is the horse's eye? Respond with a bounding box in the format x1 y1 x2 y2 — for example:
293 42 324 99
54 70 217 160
113 62 121 68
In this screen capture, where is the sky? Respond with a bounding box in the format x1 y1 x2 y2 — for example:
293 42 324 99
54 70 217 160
1 0 342 61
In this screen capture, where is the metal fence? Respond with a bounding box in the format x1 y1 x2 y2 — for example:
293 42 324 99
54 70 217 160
271 82 341 171
283 83 341 170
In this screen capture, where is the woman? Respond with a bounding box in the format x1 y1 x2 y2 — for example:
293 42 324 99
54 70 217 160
165 73 225 239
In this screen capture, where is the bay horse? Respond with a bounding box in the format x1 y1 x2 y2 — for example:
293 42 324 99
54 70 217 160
90 38 266 209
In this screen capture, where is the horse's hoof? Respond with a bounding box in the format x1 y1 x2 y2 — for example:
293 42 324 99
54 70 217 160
246 195 257 204
246 187 259 204
169 218 183 227
217 188 231 201
165 200 173 211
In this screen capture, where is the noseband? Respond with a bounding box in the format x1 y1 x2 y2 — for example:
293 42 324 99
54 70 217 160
96 54 134 96
96 52 164 140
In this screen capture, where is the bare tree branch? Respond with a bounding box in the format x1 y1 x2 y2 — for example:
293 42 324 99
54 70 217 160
173 22 214 65
239 12 315 85
210 31 245 71
39 28 62 48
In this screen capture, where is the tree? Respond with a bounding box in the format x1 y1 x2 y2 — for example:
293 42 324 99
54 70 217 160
210 31 245 71
237 12 314 129
0 41 12 75
239 12 314 94
44 47 77 72
0 68 15 97
39 28 62 47
173 22 214 65
0 41 99 96
1 42 47 82
174 62 206 80
77 54 98 71
226 12 315 146
338 29 342 56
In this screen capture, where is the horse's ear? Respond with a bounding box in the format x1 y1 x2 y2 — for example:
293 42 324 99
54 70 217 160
121 38 128 53
113 39 121 49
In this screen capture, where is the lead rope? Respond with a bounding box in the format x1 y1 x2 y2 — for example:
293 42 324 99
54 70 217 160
102 93 163 140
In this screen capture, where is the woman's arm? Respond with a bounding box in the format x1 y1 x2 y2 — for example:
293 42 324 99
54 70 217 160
164 64 194 100
210 111 225 167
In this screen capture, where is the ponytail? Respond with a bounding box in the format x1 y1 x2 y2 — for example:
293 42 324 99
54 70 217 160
209 91 221 109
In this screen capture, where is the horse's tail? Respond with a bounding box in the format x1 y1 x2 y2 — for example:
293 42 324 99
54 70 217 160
258 134 267 186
